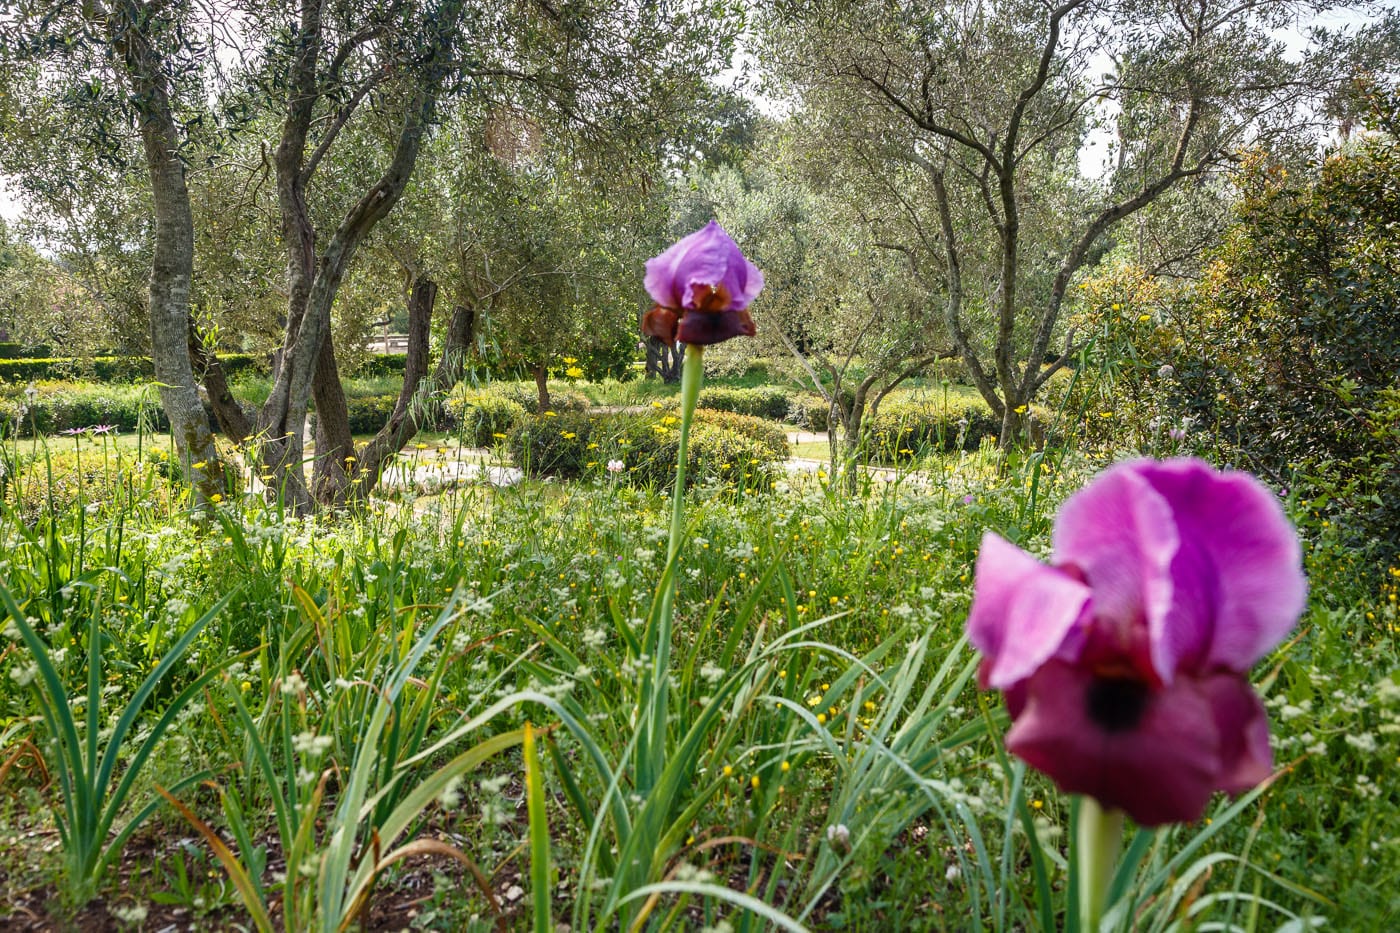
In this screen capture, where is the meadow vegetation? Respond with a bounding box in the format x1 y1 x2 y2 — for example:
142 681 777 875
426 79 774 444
0 362 1396 929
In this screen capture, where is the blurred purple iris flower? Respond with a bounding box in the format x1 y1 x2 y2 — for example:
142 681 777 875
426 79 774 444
966 458 1306 826
641 221 763 346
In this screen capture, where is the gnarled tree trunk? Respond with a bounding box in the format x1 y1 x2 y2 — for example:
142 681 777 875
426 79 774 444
109 0 222 504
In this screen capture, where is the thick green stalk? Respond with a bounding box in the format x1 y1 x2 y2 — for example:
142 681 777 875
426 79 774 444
1076 796 1124 932
642 343 704 793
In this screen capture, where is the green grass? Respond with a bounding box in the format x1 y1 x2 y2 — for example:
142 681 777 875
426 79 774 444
0 391 1396 930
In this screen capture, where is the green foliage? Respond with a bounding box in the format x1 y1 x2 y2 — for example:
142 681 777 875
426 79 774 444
507 410 783 490
866 395 1003 461
342 395 399 435
0 444 1391 927
0 382 172 436
696 386 792 421
1112 126 1400 561
788 393 832 432
693 408 790 459
1 581 231 906
2 445 182 523
0 354 263 384
356 354 407 377
446 391 528 446
486 381 590 415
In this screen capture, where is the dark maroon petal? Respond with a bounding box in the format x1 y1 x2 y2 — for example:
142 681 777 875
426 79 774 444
641 306 678 344
1005 661 1222 826
1198 673 1274 793
966 532 1091 689
1053 461 1180 682
676 307 756 345
1135 459 1307 675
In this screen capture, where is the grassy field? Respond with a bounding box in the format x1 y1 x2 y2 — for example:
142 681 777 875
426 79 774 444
0 392 1396 931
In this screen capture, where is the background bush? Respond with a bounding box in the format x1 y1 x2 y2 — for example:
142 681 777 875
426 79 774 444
508 410 782 490
488 381 591 415
695 386 791 421
446 391 529 446
0 353 264 384
0 382 170 436
1 447 181 523
865 395 1002 461
692 408 789 458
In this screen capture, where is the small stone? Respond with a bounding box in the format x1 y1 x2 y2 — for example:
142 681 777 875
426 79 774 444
504 884 524 902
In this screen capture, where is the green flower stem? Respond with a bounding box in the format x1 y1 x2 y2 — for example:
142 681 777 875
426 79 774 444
1076 796 1124 932
641 343 704 792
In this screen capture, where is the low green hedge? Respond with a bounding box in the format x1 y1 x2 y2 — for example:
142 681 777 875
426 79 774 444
787 389 859 433
0 383 171 436
488 381 590 415
693 408 789 459
508 410 782 491
865 395 1003 461
447 392 528 446
359 354 407 376
696 386 791 421
0 353 265 384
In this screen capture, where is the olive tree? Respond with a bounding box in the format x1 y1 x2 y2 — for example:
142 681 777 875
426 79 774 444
760 0 1393 445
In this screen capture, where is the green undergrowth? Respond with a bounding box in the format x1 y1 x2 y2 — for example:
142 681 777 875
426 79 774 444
0 441 1394 930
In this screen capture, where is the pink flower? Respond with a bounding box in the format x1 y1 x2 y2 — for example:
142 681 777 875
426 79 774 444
966 458 1306 825
606 459 625 474
641 221 763 346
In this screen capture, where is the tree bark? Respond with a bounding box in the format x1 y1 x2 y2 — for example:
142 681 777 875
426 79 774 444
337 283 477 506
108 0 222 504
236 0 467 513
533 362 551 413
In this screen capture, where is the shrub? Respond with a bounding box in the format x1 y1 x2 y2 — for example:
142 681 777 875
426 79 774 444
508 411 597 479
448 392 528 446
507 410 782 491
359 354 407 377
693 409 789 459
0 383 170 436
788 394 830 432
0 353 264 384
2 447 181 523
488 381 590 415
344 394 399 434
785 387 862 434
696 386 791 421
865 395 1002 461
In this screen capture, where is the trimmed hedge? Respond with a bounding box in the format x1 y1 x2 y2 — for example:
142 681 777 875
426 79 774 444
865 396 1003 461
448 393 528 446
786 389 859 433
0 353 266 384
696 386 791 421
0 384 170 436
507 410 781 491
307 394 401 436
693 408 789 459
359 354 408 376
489 381 590 415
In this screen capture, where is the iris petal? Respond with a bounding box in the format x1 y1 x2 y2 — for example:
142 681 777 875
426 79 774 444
643 220 764 313
676 307 755 345
1006 661 1223 826
967 532 1091 690
1053 462 1180 682
1135 460 1307 674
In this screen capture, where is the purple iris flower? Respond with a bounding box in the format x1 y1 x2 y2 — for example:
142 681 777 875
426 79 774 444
641 220 763 346
966 458 1306 826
